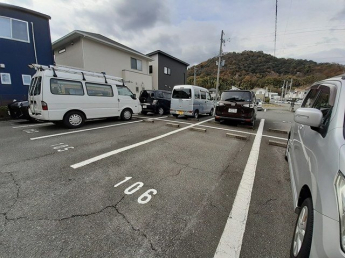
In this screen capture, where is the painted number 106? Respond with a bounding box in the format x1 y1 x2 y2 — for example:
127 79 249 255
114 177 157 205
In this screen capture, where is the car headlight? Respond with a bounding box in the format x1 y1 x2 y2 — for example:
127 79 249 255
335 171 345 252
152 100 158 105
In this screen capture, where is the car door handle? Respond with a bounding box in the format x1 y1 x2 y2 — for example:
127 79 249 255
299 125 304 130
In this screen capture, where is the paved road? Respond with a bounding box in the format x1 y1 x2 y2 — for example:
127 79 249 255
0 108 296 257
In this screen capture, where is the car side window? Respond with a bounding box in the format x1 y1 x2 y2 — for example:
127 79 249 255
194 90 200 99
201 91 206 99
163 92 171 99
157 91 164 98
302 88 319 108
206 92 210 100
117 86 133 96
311 86 333 136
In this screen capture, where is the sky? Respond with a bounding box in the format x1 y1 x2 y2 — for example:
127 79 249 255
2 0 345 65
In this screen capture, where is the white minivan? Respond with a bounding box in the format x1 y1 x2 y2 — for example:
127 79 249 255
28 64 141 128
170 85 214 119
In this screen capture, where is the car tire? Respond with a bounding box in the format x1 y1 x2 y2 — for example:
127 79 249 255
290 198 313 258
251 119 255 129
157 107 164 116
194 110 199 119
63 111 85 129
215 118 220 122
121 109 132 121
141 111 148 115
209 108 214 116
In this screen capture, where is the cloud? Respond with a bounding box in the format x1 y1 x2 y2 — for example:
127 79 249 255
295 48 345 65
331 7 345 20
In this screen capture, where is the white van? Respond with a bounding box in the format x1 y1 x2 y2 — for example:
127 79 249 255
28 64 141 128
170 85 214 119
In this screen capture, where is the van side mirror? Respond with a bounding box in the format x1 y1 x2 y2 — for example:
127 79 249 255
294 108 322 127
131 94 136 99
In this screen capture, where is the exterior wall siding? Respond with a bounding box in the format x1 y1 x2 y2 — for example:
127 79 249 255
53 37 84 68
82 38 149 76
157 54 187 91
149 53 159 90
0 7 53 104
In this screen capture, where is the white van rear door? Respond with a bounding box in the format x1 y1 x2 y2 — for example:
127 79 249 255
29 76 42 114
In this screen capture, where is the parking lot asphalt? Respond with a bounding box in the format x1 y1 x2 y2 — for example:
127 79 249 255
0 108 295 257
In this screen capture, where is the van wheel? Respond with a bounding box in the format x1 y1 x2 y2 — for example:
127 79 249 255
64 111 85 129
194 110 199 119
157 107 164 116
290 198 313 258
209 108 214 116
121 109 132 121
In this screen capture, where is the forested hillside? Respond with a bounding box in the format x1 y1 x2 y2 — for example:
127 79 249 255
186 51 344 92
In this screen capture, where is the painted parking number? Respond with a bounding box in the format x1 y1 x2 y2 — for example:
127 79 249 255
114 177 157 204
23 129 39 133
51 143 74 152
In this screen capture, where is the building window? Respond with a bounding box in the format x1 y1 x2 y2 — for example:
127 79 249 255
0 73 11 84
22 75 31 85
0 16 29 43
131 58 142 71
164 67 171 75
149 65 152 74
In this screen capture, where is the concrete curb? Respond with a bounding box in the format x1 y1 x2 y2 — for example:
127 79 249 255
226 133 248 140
166 123 180 128
189 127 207 133
268 140 287 148
268 128 289 134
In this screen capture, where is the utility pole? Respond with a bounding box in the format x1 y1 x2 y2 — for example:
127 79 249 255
281 80 285 101
274 0 278 57
194 66 197 85
214 30 225 115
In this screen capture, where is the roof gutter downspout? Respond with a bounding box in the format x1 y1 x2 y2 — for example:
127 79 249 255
31 22 38 64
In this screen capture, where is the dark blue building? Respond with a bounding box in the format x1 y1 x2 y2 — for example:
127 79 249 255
0 3 53 105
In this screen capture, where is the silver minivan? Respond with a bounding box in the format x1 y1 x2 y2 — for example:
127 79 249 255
286 74 345 257
170 85 214 119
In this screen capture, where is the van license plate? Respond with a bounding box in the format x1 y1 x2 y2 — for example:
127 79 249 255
143 105 147 108
178 111 184 115
228 108 237 113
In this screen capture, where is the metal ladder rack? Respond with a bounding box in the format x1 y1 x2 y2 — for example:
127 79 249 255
29 63 124 83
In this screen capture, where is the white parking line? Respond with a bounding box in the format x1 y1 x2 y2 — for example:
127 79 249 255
214 119 265 258
264 109 267 112
70 118 214 169
262 134 287 141
155 118 257 136
30 120 143 140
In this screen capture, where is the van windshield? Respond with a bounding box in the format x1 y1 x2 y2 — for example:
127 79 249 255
172 88 191 99
221 91 252 102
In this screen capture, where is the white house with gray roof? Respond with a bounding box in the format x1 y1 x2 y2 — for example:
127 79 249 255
52 30 153 94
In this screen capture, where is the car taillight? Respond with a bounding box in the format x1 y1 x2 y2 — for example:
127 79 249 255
41 101 48 110
243 104 254 108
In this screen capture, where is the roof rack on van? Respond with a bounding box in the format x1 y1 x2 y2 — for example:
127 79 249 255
28 64 123 83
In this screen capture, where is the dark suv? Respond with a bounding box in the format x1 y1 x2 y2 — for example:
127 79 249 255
139 90 172 115
215 90 257 128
